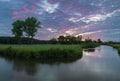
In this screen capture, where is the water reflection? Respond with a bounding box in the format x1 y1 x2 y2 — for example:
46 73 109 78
83 48 95 52
0 56 82 76
0 45 120 81
13 60 38 75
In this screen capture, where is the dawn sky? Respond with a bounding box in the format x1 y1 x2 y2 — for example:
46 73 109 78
0 0 120 41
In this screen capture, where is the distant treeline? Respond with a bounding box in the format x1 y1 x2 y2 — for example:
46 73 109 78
50 35 103 44
0 36 103 44
0 35 82 44
0 37 49 44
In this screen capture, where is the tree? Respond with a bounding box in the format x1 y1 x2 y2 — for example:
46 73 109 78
11 17 41 44
58 35 65 44
24 17 41 39
12 20 24 44
76 35 82 43
12 20 24 37
65 35 71 44
97 38 102 43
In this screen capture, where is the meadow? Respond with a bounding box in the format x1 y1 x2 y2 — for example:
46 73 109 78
0 43 100 60
0 44 83 60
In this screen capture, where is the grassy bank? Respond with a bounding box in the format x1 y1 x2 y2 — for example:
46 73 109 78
82 43 100 48
0 44 83 60
109 44 120 54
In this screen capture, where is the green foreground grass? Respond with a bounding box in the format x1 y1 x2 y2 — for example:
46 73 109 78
109 44 120 54
0 44 83 60
0 43 100 60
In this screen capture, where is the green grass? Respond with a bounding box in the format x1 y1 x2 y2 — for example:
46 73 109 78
81 43 100 48
0 44 83 60
109 44 120 54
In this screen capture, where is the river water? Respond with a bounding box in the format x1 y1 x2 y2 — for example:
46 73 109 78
0 45 120 81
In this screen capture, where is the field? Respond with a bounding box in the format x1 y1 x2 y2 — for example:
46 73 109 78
0 44 83 60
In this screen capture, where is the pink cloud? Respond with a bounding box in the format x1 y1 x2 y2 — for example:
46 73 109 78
12 4 36 19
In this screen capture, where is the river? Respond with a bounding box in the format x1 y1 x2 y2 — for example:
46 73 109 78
0 45 120 81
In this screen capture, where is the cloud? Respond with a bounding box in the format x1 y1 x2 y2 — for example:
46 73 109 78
12 5 36 18
69 9 120 24
37 0 59 14
46 28 58 33
76 29 120 36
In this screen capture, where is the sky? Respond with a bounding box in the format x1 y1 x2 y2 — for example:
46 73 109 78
0 0 120 41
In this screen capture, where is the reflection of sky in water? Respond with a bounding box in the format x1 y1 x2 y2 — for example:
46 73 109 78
36 46 120 81
0 46 120 81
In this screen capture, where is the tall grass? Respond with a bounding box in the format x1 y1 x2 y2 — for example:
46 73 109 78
109 44 120 54
0 44 83 60
82 43 100 48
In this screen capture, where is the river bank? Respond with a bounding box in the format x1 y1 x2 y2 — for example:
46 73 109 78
0 44 83 60
0 43 99 60
109 44 120 54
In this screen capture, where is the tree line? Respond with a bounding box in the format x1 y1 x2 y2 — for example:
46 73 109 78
50 35 102 44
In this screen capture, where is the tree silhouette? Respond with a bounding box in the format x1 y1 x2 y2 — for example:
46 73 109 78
12 20 24 37
24 17 41 39
12 20 24 43
58 35 65 44
11 17 41 44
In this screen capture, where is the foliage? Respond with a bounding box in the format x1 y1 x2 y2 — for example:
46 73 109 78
82 43 100 48
11 17 41 44
24 17 41 38
12 20 24 38
109 44 120 54
57 35 82 44
0 37 49 44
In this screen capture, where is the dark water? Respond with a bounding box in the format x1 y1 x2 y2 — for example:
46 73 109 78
0 45 120 81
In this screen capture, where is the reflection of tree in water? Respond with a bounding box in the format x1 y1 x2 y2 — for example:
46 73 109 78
12 60 38 76
84 48 95 53
97 47 101 52
0 55 82 76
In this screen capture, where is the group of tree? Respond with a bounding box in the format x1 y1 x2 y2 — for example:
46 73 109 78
50 35 103 44
84 38 102 43
50 35 82 44
0 37 49 44
12 17 41 44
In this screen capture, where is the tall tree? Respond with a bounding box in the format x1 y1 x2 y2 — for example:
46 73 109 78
12 20 24 37
24 17 41 39
12 20 24 44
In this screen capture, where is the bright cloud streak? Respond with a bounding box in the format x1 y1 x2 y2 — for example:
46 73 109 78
76 29 120 36
69 9 120 24
46 28 58 33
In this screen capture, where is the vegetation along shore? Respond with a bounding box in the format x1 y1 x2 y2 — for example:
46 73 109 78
0 43 100 60
109 44 120 54
0 44 83 60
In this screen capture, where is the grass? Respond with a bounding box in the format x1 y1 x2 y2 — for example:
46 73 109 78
81 43 100 48
0 44 83 60
0 43 100 60
109 44 120 54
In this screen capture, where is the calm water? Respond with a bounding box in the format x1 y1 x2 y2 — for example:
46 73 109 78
0 45 120 81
